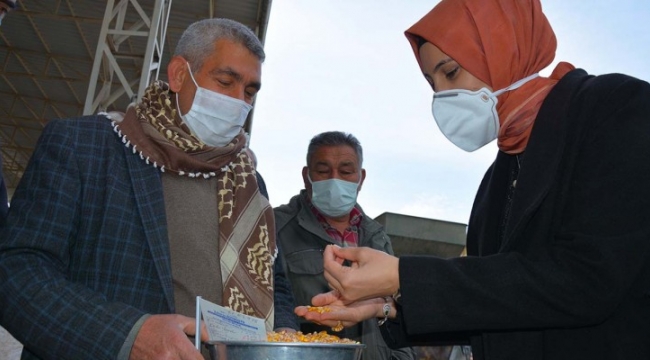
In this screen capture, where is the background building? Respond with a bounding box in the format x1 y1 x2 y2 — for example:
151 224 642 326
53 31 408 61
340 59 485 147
375 212 466 258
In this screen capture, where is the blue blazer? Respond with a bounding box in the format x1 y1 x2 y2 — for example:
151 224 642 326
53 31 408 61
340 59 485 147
0 116 295 360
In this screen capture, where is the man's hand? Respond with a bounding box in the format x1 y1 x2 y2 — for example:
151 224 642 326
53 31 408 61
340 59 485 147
295 291 388 330
129 314 209 360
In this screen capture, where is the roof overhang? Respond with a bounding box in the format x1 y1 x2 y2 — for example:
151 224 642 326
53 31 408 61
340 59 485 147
0 0 272 198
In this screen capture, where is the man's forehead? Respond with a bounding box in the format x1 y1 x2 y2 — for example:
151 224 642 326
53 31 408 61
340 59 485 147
204 40 262 81
312 145 359 164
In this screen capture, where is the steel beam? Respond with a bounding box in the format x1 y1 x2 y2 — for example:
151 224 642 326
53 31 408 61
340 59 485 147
83 0 172 115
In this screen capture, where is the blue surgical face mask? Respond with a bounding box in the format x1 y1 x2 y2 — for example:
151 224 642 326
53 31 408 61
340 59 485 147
308 174 360 218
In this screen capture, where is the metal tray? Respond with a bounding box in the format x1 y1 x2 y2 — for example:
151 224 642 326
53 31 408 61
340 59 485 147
207 340 365 360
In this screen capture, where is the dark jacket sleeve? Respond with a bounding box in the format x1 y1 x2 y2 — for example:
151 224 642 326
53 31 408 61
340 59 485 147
255 171 269 202
272 247 300 330
0 119 148 360
380 303 470 349
256 171 299 330
0 154 7 227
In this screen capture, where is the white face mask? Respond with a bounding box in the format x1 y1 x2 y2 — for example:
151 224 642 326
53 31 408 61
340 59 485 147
177 63 252 147
308 174 360 218
431 73 539 152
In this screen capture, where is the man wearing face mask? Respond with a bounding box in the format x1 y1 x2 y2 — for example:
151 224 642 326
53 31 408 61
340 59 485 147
274 131 416 360
0 18 298 360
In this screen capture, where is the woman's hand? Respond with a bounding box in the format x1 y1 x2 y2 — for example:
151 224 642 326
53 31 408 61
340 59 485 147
323 245 400 302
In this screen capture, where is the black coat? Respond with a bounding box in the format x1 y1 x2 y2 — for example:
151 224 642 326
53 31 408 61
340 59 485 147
382 69 650 359
0 154 7 227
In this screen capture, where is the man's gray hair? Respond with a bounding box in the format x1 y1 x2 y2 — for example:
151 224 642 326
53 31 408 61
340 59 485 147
307 131 363 168
174 18 265 72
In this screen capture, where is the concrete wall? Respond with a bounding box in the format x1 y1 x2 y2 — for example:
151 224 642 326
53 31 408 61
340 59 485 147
374 212 467 258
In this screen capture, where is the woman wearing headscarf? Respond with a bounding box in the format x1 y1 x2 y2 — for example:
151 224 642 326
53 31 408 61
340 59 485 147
296 0 650 358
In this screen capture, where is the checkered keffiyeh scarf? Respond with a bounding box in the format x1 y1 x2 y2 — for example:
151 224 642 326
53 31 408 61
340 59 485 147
115 80 276 330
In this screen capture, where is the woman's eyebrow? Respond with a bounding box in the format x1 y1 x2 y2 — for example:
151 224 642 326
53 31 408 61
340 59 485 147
432 58 454 74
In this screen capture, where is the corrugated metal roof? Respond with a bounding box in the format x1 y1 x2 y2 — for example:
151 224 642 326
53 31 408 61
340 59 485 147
0 0 272 197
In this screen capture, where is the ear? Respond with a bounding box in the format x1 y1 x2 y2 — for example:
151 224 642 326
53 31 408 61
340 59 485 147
167 56 188 93
302 166 311 190
358 168 366 192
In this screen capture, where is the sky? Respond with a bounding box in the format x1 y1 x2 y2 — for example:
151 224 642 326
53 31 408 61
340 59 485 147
249 0 650 225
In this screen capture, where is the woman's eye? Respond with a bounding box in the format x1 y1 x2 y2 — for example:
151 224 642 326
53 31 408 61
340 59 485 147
445 67 459 80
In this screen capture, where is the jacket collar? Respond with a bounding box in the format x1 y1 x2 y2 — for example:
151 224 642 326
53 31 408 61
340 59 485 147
123 141 175 312
276 190 383 243
501 69 590 250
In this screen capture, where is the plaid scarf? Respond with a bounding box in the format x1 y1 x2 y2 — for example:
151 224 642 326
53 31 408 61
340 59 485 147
113 80 276 330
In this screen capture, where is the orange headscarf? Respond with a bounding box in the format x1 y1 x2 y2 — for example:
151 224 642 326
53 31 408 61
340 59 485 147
405 0 574 154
